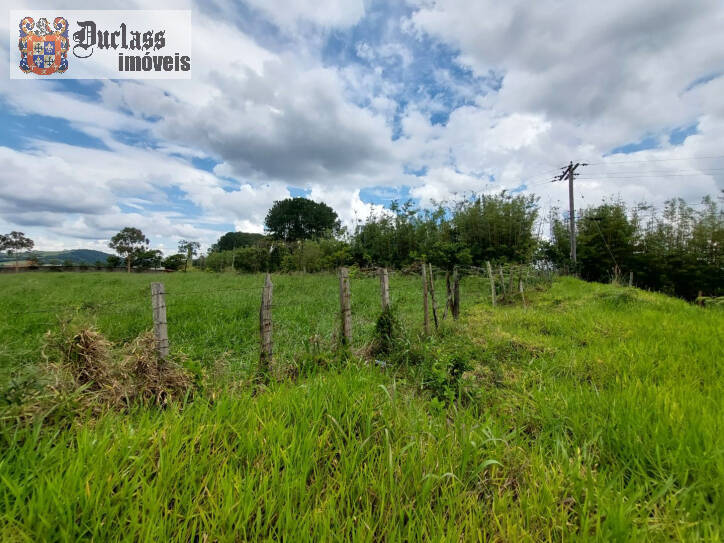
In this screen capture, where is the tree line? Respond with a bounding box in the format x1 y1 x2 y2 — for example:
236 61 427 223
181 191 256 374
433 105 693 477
3 191 721 299
202 193 722 299
203 193 540 273
544 196 723 299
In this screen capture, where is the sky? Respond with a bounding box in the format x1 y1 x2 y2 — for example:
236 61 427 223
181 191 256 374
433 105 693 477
1 0 723 254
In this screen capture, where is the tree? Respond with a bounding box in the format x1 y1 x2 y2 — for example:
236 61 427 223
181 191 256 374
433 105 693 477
577 202 636 283
178 240 201 272
452 191 539 264
134 249 163 269
264 198 340 242
163 253 187 271
265 198 341 273
1 231 34 272
209 232 265 253
107 255 122 269
109 227 149 273
544 196 723 299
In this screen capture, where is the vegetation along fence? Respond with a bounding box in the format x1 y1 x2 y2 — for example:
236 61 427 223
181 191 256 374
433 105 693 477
1 263 554 380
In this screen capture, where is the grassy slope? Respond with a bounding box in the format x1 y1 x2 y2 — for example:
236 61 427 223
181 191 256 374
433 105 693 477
0 275 722 541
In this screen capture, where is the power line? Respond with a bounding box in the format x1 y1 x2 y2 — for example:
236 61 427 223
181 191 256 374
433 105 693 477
584 154 724 166
591 218 619 270
582 168 724 175
578 172 723 179
526 178 559 187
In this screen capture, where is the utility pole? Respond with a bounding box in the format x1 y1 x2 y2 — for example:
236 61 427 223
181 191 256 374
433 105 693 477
555 161 586 266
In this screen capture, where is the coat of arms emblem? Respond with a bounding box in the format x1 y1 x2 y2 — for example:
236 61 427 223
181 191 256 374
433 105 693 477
18 17 69 75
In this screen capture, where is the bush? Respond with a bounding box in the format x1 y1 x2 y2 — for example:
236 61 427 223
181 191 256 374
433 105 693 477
163 253 187 271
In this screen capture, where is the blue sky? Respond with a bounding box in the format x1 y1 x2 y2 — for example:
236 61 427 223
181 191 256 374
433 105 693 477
1 0 722 253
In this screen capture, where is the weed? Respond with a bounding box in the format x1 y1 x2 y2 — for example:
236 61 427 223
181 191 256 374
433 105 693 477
370 306 401 356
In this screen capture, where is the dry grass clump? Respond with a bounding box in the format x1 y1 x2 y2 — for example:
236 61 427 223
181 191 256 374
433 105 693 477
123 332 195 407
53 327 113 387
22 323 196 419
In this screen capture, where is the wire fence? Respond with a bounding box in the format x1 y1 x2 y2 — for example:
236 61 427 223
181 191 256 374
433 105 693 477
1 264 555 373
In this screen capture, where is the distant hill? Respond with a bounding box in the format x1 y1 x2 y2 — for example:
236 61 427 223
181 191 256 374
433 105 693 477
0 249 114 266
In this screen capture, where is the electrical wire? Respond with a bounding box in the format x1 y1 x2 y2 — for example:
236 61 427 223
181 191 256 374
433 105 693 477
584 154 724 166
591 218 619 270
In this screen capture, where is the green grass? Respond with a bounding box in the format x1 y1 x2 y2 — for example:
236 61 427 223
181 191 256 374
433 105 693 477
0 272 722 541
0 270 480 378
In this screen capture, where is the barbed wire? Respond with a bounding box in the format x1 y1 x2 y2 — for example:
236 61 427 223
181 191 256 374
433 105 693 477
0 284 270 317
2 270 552 346
165 285 265 296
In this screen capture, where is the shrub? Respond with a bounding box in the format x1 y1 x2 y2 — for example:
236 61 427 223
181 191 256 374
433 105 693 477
163 253 187 271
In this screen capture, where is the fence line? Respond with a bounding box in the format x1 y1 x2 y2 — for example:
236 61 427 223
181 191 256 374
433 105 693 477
2 264 555 369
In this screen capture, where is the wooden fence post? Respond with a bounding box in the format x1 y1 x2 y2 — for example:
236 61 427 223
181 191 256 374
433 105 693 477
379 267 390 310
150 282 169 359
486 261 496 307
499 266 506 299
452 266 460 320
339 267 352 345
629 271 633 287
428 263 439 330
442 271 452 320
421 263 430 334
259 273 273 371
519 274 526 307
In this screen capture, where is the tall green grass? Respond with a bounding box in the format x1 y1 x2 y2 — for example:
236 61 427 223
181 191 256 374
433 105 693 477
0 273 722 540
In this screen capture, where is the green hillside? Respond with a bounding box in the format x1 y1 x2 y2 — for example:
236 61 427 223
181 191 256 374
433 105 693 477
0 249 113 265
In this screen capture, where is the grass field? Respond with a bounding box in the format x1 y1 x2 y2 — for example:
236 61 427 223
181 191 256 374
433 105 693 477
0 272 722 541
0 270 492 379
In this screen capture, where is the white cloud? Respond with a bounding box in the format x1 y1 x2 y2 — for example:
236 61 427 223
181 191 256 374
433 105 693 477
243 0 365 30
0 140 291 252
157 60 400 187
307 185 386 230
1 0 723 252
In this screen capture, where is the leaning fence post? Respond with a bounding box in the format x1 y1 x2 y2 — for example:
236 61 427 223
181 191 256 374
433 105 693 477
486 261 496 307
150 282 169 359
379 267 390 310
339 267 352 345
421 263 430 334
259 273 273 372
452 267 460 320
